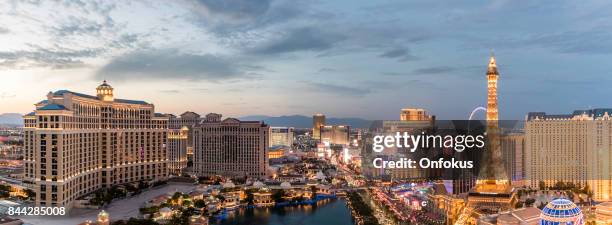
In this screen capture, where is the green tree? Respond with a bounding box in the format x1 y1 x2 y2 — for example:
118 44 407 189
244 189 255 205
139 206 159 215
583 183 594 202
293 194 305 203
566 190 574 201
216 195 225 202
197 176 208 184
272 190 285 203
125 183 137 193
537 202 547 209
24 189 35 200
194 199 206 208
538 181 546 190
112 218 160 225
172 192 182 200
554 180 566 190
310 186 318 200
0 185 10 192
138 181 148 190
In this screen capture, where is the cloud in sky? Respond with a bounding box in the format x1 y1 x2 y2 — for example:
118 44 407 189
413 66 455 75
379 47 418 61
0 92 16 99
96 49 258 81
304 82 371 97
0 45 101 69
2 0 612 119
248 27 347 55
189 0 272 23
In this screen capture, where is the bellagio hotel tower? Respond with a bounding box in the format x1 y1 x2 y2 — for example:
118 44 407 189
22 81 169 209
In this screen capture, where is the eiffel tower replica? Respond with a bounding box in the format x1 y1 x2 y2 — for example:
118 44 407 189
456 54 517 225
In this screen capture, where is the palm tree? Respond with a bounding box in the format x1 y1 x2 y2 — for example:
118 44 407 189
310 186 318 200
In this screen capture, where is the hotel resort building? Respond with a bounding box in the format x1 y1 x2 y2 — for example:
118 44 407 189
526 109 612 201
168 111 202 164
269 127 294 147
167 127 188 174
23 81 169 209
192 113 269 178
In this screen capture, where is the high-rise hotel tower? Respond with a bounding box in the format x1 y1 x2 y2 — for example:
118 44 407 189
526 109 612 201
312 113 325 141
192 113 269 178
167 111 203 174
23 81 169 209
167 126 188 175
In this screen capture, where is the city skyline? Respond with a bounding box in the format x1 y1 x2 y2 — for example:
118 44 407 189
3 1 612 225
2 1 612 120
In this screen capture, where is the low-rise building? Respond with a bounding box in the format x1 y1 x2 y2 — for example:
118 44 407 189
496 207 541 225
596 202 612 224
253 191 273 206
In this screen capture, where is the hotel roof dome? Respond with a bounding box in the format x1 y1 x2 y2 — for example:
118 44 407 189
96 80 114 101
539 198 584 225
252 181 265 188
222 181 235 189
97 80 112 89
280 182 291 189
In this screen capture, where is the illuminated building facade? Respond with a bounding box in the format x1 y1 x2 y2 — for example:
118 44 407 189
268 146 285 159
539 198 584 225
486 55 499 122
429 182 466 225
269 127 294 147
526 109 612 201
23 81 169 209
319 125 350 145
596 202 612 224
192 113 269 178
400 108 434 121
312 113 325 140
168 112 202 165
97 210 110 225
167 127 188 174
457 55 515 225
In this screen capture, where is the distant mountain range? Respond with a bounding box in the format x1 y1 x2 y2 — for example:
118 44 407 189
239 115 373 129
0 113 23 125
0 113 373 128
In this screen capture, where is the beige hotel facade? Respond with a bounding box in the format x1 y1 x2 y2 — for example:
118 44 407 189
526 109 612 201
23 81 169 209
167 127 188 175
193 113 269 178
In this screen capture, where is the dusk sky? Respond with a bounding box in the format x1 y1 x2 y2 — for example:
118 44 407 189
1 0 612 120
